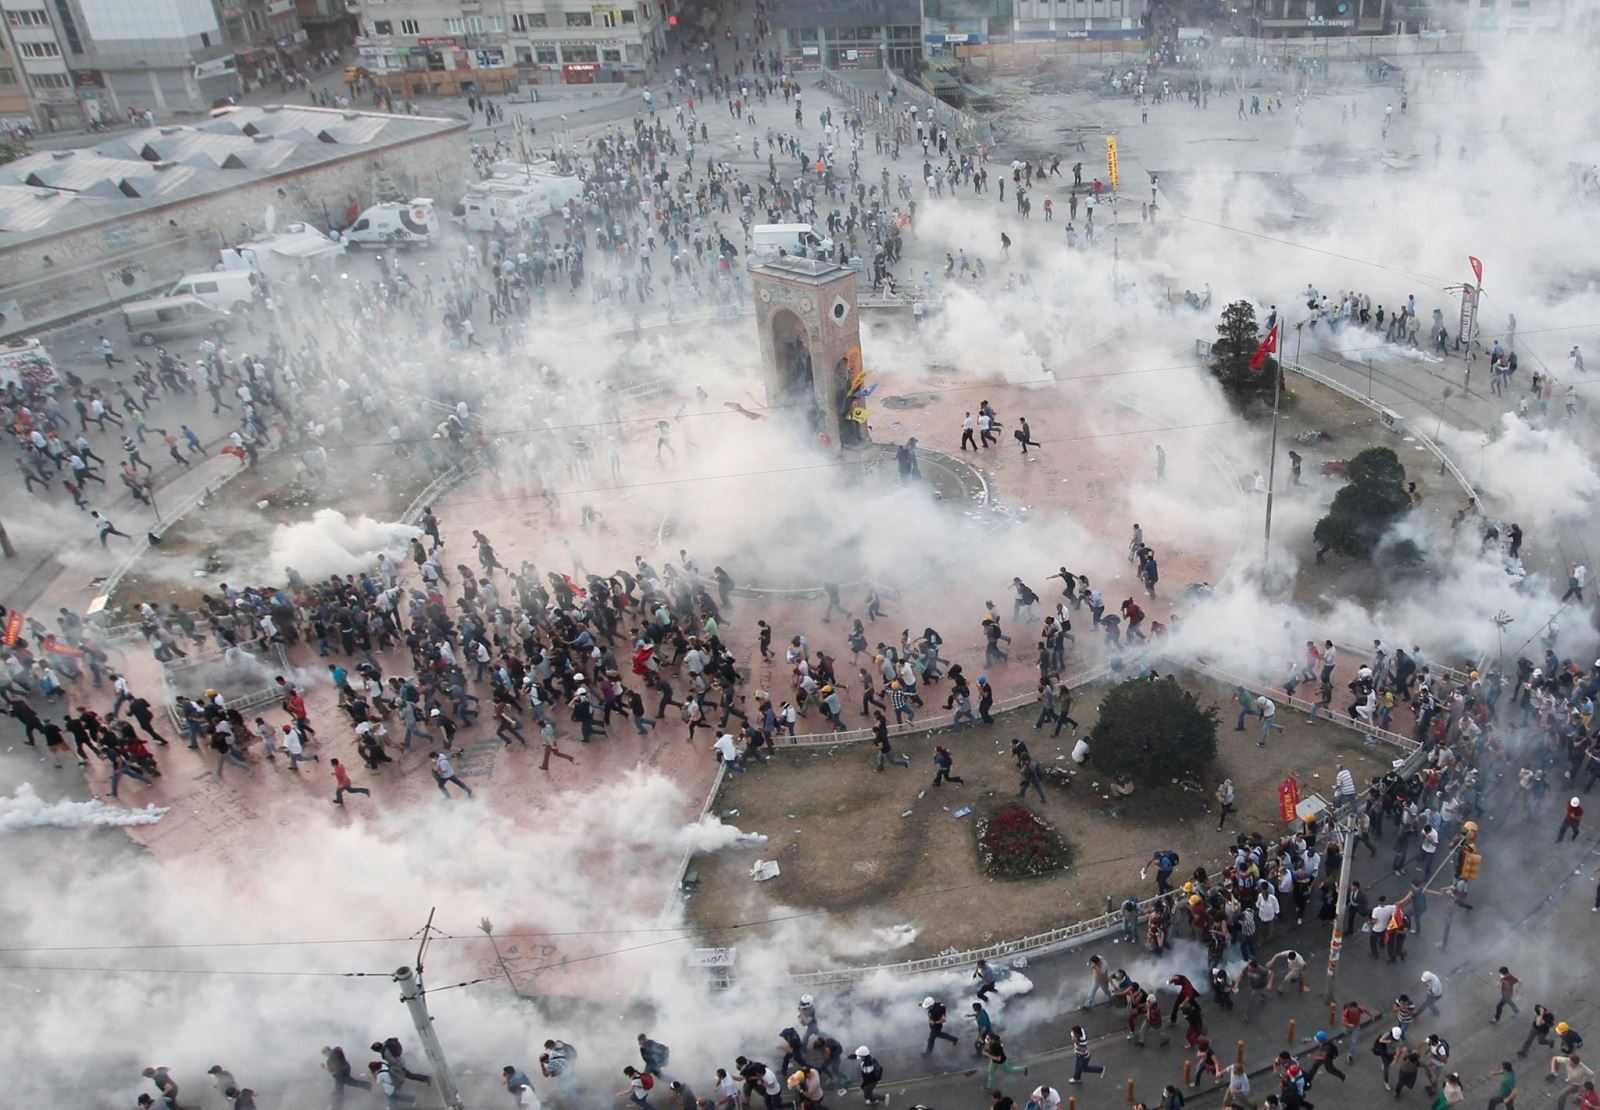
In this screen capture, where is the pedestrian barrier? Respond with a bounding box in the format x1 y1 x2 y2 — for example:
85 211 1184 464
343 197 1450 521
1280 358 1479 501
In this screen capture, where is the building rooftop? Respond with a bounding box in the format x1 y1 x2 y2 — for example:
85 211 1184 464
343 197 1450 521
0 105 467 251
751 255 856 284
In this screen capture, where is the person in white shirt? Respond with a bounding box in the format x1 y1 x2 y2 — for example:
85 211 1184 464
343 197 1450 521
1255 696 1286 746
713 733 744 773
1256 888 1280 943
712 1069 740 1110
1369 899 1395 957
1031 1085 1063 1110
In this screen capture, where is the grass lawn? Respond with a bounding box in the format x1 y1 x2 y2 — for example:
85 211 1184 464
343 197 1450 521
683 671 1394 962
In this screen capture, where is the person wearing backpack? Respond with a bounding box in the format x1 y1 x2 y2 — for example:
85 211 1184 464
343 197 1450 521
619 1066 655 1107
855 1047 885 1105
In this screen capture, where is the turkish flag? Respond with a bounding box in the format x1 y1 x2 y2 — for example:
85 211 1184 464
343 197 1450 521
1469 256 1483 284
1249 324 1279 372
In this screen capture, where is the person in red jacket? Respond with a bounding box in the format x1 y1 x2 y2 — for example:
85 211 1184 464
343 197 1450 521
1559 797 1584 842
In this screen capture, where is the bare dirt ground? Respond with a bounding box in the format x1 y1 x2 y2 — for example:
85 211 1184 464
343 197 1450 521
684 672 1394 962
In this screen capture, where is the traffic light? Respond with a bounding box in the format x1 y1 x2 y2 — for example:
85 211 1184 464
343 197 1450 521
1458 849 1482 881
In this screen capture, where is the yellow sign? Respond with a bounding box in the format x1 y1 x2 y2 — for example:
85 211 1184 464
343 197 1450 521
1105 135 1119 189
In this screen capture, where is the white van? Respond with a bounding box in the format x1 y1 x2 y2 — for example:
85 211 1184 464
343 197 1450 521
342 198 440 249
750 223 834 260
454 174 585 232
166 270 260 313
122 295 232 347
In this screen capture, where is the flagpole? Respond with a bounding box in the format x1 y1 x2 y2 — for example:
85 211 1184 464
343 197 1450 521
1261 316 1290 571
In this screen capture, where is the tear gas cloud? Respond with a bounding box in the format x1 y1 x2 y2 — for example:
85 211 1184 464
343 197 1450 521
12 14 1600 1104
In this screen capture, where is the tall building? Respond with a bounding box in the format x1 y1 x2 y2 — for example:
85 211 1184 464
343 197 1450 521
70 0 309 114
351 0 668 90
0 0 81 129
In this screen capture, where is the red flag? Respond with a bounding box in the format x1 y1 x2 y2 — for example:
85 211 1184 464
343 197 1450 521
1469 256 1483 284
1249 324 1279 371
2 610 21 646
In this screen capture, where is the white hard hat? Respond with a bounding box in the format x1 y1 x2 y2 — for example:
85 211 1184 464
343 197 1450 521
1574 797 1583 807
1391 1027 1403 1040
920 996 935 1008
855 1046 871 1059
799 994 814 1006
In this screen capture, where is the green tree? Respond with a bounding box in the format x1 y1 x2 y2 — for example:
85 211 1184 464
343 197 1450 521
1088 677 1219 788
1209 299 1284 410
1313 446 1411 560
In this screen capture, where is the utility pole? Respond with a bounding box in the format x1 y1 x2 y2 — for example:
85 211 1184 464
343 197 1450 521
1324 807 1358 1008
397 908 465 1110
395 966 465 1109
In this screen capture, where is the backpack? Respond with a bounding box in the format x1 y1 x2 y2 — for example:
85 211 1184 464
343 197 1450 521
639 1072 655 1091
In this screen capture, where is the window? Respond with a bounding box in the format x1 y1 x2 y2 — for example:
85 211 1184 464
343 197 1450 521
511 12 526 30
52 0 80 52
524 11 547 25
0 67 16 85
562 42 597 60
399 17 420 33
515 44 532 61
534 43 558 62
444 16 466 33
602 46 622 60
373 18 393 33
620 8 635 22
6 9 49 25
200 30 210 45
20 41 61 57
28 71 69 87
565 11 592 25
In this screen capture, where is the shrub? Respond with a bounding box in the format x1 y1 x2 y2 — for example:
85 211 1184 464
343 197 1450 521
975 803 1075 880
1088 676 1219 788
1313 446 1411 560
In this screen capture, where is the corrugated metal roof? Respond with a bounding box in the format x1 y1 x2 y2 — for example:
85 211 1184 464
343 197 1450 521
0 104 464 251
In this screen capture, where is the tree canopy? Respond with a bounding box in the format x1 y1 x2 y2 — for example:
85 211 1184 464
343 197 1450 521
1313 446 1412 560
1089 676 1219 787
1209 299 1285 410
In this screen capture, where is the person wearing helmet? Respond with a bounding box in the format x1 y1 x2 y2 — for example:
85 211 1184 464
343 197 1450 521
921 996 958 1055
1374 1026 1404 1090
1304 1030 1346 1087
1559 1022 1586 1056
797 995 819 1039
1560 796 1585 842
819 685 846 730
854 1047 884 1105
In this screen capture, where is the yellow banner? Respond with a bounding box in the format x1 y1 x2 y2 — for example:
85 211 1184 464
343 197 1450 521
1105 135 1119 189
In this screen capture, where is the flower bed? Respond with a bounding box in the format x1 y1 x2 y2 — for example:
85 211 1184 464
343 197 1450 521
974 803 1075 880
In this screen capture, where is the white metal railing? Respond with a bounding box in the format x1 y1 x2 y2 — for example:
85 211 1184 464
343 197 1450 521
690 653 1422 985
1281 358 1479 500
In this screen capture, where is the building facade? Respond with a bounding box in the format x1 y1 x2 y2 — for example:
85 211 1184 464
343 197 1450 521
1008 0 1147 46
770 0 922 71
352 0 668 89
0 0 82 129
1251 0 1387 36
296 0 361 50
